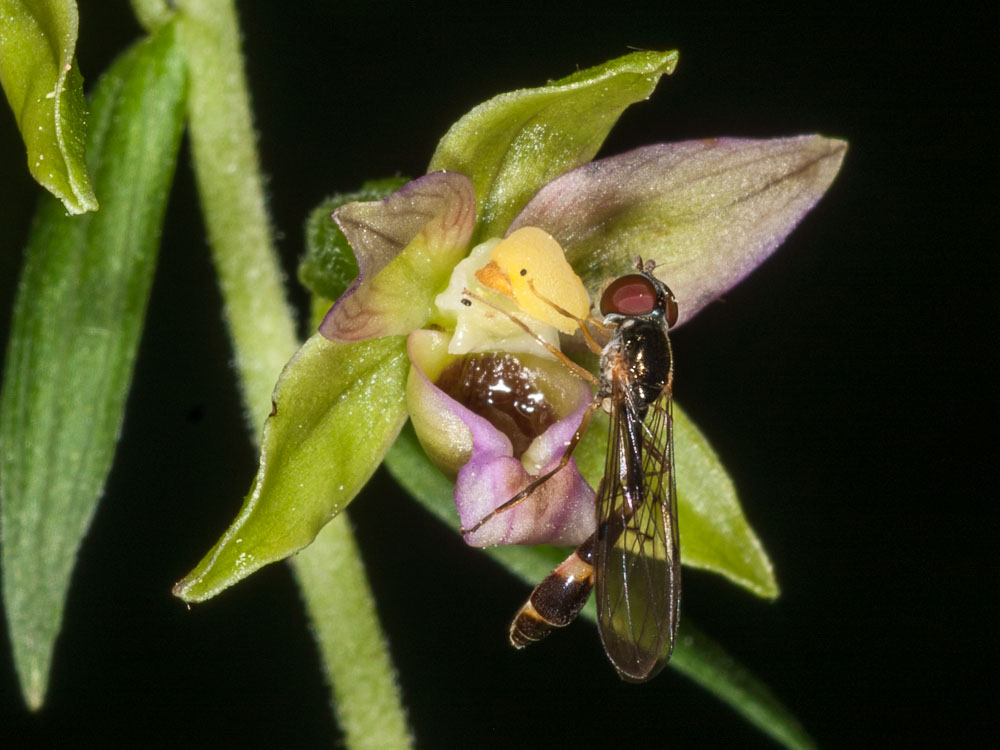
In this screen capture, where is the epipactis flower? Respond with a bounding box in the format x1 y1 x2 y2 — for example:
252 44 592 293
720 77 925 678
175 50 845 603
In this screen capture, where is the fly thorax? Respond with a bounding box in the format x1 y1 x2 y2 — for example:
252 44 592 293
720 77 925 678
614 317 672 410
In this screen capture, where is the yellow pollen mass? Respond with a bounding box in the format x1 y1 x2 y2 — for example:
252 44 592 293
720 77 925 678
475 227 591 335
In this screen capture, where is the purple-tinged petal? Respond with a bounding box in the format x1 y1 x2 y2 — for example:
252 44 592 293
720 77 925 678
455 396 596 547
319 171 475 342
406 329 596 547
509 136 847 327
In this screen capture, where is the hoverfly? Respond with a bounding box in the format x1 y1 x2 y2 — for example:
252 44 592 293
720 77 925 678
461 256 680 682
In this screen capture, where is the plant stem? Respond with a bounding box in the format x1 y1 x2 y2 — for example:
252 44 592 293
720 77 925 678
174 0 296 430
174 2 411 747
292 517 413 750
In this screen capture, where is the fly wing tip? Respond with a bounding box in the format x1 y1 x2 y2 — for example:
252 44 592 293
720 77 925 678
614 655 670 683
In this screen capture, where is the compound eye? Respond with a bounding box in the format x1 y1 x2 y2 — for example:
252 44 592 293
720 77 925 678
662 286 679 328
600 274 658 316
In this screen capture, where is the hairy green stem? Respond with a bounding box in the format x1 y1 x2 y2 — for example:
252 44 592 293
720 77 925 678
174 0 296 428
293 517 413 750
173 2 411 747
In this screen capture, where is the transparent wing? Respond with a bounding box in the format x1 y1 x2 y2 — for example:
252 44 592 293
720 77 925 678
594 376 680 682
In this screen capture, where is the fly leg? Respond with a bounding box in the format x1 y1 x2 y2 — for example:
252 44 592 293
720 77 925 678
523 278 611 355
460 288 599 385
460 399 600 535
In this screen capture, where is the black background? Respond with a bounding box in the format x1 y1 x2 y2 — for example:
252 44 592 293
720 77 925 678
0 3 993 748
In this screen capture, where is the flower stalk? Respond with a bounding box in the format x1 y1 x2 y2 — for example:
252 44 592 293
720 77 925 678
174 1 411 747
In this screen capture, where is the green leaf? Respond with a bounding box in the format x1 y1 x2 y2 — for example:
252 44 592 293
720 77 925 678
173 333 409 601
384 423 813 750
300 176 411 303
428 49 678 243
0 22 186 709
0 0 97 213
670 620 815 749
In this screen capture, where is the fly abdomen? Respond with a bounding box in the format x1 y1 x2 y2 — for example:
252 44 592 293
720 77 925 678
509 542 595 648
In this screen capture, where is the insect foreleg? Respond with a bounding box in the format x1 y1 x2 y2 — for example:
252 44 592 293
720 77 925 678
522 278 608 355
460 288 599 385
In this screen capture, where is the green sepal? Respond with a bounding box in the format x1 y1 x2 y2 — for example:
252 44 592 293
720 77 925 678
173 333 409 601
0 22 186 708
384 424 811 750
300 176 411 302
428 49 678 243
672 409 777 596
0 0 97 213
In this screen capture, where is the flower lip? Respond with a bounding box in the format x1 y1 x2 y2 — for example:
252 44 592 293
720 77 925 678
452 372 598 548
406 328 597 547
436 353 558 460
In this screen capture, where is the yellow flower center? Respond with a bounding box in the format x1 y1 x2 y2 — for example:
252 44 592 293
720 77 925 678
476 227 591 335
433 226 591 358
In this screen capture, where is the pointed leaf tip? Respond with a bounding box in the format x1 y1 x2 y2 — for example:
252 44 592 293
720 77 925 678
511 135 847 325
0 0 98 212
1 23 186 707
173 333 409 602
429 50 679 242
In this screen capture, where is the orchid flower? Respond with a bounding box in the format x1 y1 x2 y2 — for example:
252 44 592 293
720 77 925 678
174 50 845 618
